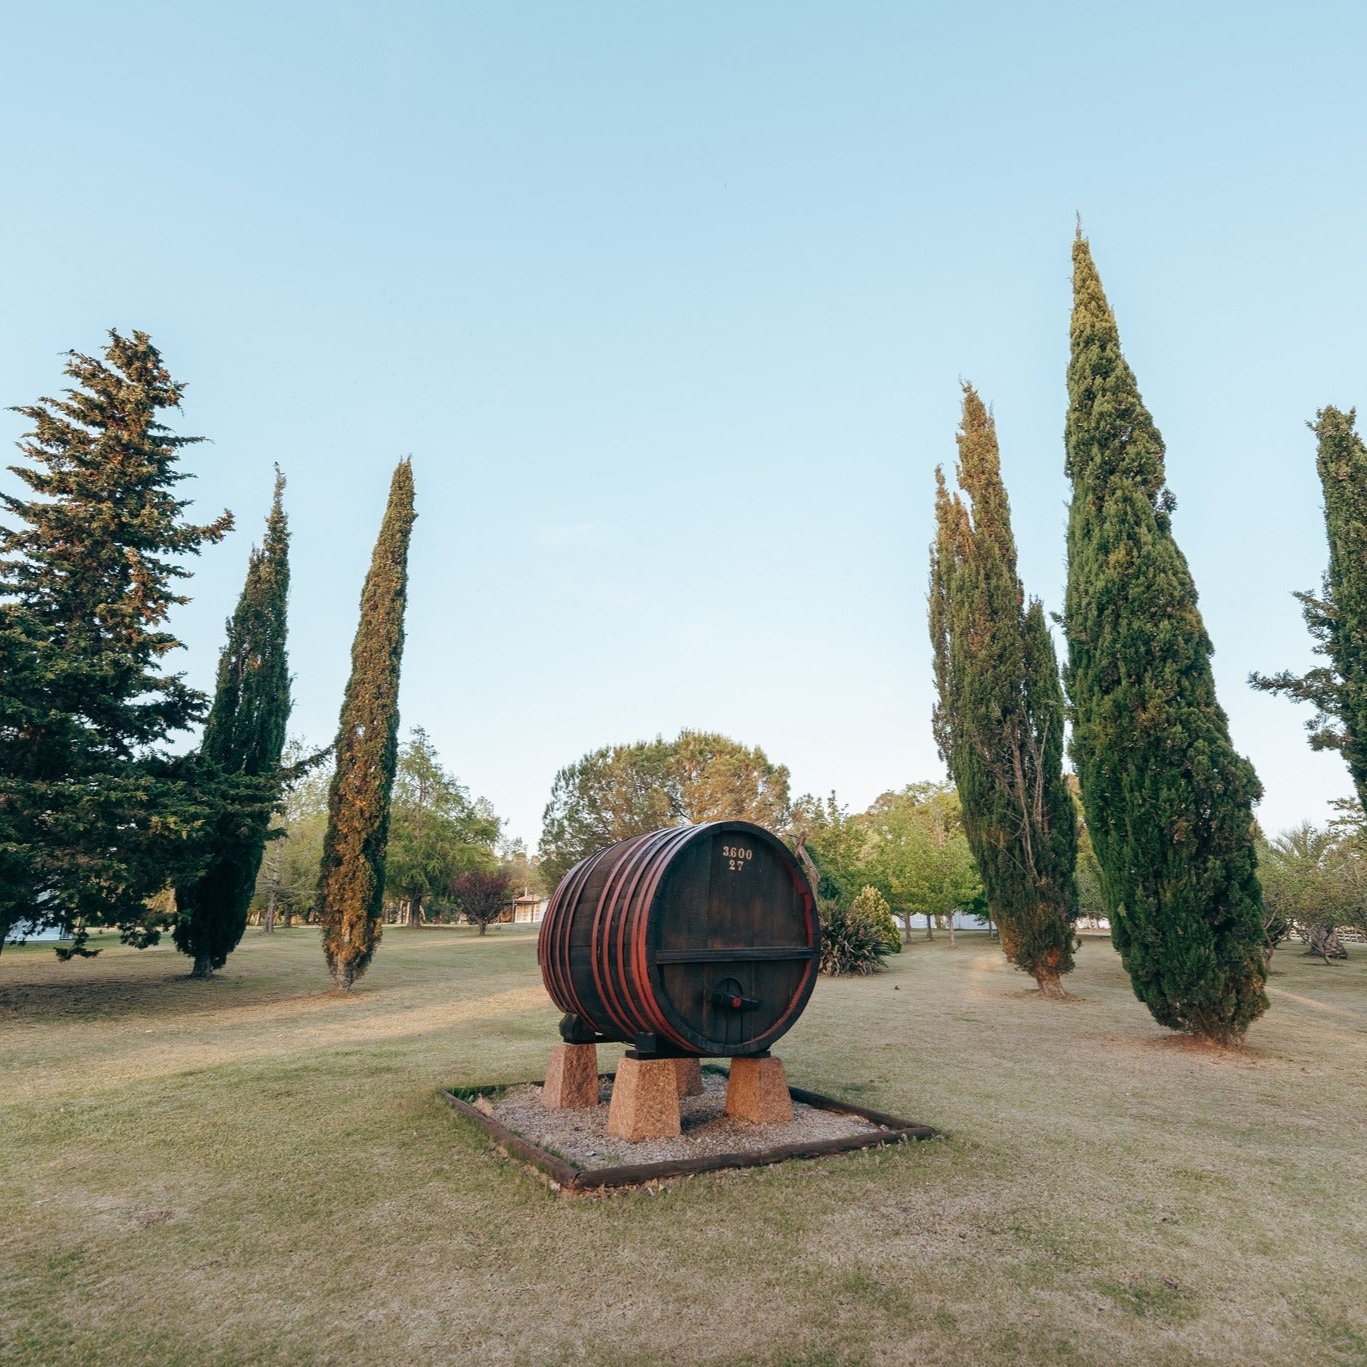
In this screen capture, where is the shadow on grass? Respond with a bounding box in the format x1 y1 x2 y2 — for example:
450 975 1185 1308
0 967 339 1025
0 927 544 1026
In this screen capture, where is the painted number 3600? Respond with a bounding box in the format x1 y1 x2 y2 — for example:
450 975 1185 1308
722 845 753 871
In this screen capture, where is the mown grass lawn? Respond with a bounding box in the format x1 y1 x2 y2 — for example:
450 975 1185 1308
2 925 1364 1366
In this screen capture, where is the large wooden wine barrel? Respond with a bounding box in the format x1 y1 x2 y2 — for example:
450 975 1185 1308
538 821 819 1057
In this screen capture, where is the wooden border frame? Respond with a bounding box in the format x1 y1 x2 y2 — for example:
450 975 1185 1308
439 1070 940 1193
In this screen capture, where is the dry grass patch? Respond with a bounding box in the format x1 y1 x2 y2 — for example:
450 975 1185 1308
2 926 1365 1365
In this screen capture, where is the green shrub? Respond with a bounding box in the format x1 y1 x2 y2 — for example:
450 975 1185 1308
853 884 903 953
820 890 890 976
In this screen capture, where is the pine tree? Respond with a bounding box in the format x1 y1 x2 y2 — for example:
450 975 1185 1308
1063 234 1267 1043
315 460 416 989
173 471 293 977
930 385 1078 995
0 330 232 954
1250 407 1367 812
0 599 47 944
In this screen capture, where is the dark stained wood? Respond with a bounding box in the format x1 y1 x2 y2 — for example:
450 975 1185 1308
439 1091 580 1189
537 822 819 1057
786 1085 941 1135
572 1129 931 1191
654 946 817 963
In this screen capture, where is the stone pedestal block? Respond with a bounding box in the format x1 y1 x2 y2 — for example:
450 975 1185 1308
725 1054 794 1125
541 1043 599 1110
674 1057 704 1097
606 1056 681 1142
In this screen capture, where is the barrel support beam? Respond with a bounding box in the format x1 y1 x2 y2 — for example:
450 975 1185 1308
542 1043 600 1110
725 1054 794 1125
606 1055 681 1142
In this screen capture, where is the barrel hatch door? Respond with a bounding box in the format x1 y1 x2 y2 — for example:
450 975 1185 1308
652 825 816 1054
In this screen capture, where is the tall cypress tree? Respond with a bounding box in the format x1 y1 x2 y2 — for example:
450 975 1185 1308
1063 234 1267 1043
930 385 1078 995
0 330 232 954
173 470 292 977
315 460 416 990
1251 407 1367 812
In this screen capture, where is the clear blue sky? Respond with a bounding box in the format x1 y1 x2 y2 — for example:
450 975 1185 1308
3 2 1365 848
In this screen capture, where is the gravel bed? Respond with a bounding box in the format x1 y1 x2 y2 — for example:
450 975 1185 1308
480 1071 890 1169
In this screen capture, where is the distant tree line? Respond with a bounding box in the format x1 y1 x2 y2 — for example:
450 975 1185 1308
792 784 981 946
1257 819 1367 963
251 726 521 933
539 729 985 976
538 729 792 888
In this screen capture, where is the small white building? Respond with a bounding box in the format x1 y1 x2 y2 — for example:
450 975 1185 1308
511 893 546 924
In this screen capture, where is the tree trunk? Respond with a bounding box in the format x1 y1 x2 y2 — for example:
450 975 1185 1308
1034 967 1069 999
408 894 423 929
260 845 282 933
190 954 213 979
478 920 488 936
1306 925 1347 962
924 917 934 941
331 961 356 991
946 915 957 949
794 839 822 902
